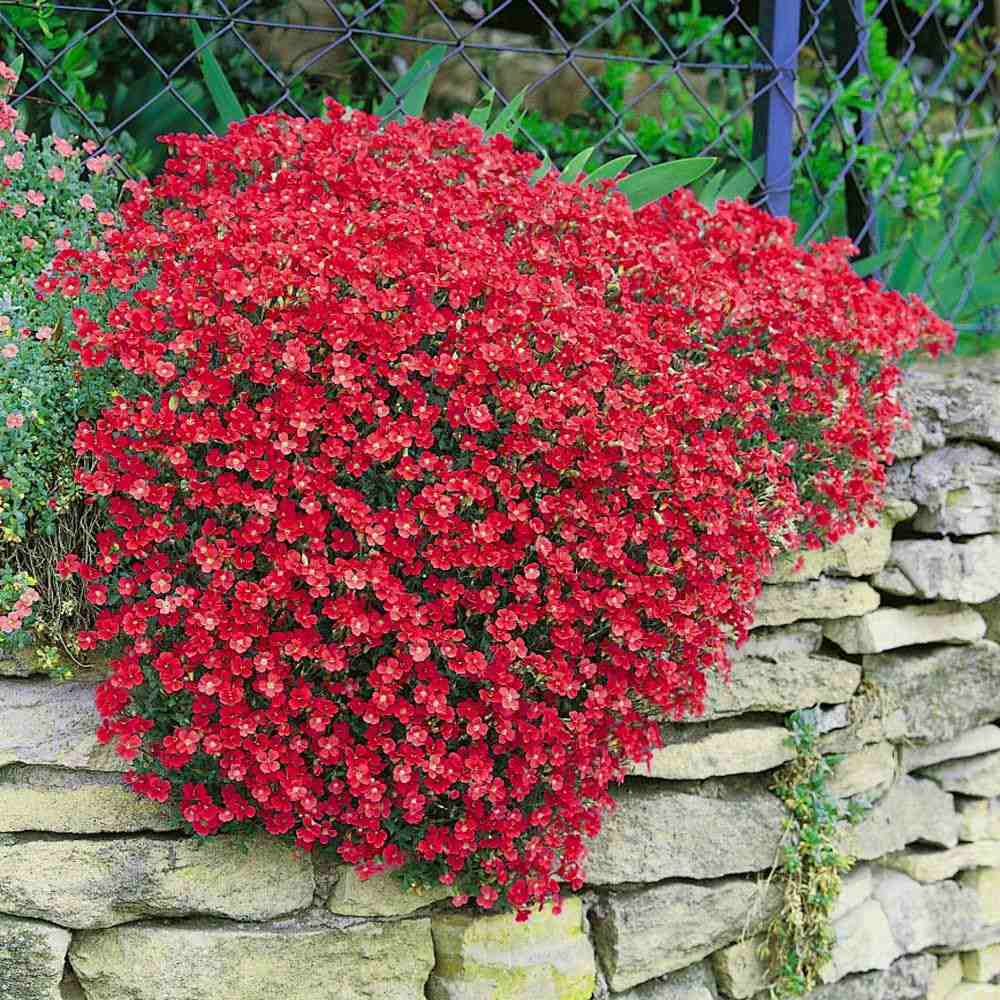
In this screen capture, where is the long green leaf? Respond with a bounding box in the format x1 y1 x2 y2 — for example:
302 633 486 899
582 155 635 187
8 53 24 87
374 44 448 119
191 22 246 128
696 170 727 210
714 155 765 205
616 157 717 210
559 147 596 183
468 90 494 129
529 153 552 187
852 250 892 278
484 87 528 139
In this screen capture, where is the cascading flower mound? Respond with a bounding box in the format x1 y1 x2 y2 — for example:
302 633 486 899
46 103 952 914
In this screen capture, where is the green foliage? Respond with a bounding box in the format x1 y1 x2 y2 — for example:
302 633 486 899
763 711 870 998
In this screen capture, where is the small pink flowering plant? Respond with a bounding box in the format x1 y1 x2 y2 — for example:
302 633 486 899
0 57 127 659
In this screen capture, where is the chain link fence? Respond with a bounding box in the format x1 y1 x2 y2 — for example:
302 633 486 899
2 1 998 343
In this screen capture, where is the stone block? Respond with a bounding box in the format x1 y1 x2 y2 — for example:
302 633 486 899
0 645 49 678
0 676 122 771
0 832 314 928
730 623 823 660
872 535 1000 604
827 743 897 799
694 654 861 724
879 842 1000 882
819 899 902 984
962 943 1000 983
849 776 959 859
802 954 936 1000
959 867 1000 923
590 877 779 992
0 765 179 834
902 727 1000 773
0 914 71 1000
585 781 784 885
985 598 1000 644
862 641 1000 743
887 444 1000 535
872 869 983 953
326 865 451 917
824 603 985 655
629 719 794 780
752 580 880 627
709 935 766 999
958 798 1000 842
818 692 908 755
426 898 595 1000
920 751 1000 798
69 914 434 1000
927 955 964 1000
943 987 1000 1000
830 865 875 922
618 961 719 1000
765 504 913 584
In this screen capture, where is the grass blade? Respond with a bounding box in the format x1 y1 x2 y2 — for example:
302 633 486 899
616 157 717 210
375 44 448 120
582 155 636 187
559 146 596 183
191 22 246 129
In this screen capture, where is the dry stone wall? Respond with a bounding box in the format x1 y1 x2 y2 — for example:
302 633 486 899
2 355 1000 1000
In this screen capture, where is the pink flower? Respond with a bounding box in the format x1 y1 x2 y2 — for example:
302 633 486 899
11 204 25 219
1 344 17 359
14 130 28 145
35 326 53 342
54 238 70 251
20 235 38 251
52 136 75 157
79 193 97 211
0 62 16 83
3 151 22 170
97 210 115 226
5 412 24 429
0 478 10 489
85 153 112 175
83 139 98 153
25 189 44 207
48 165 65 182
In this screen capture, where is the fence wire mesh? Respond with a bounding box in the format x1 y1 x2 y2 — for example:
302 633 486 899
2 0 998 342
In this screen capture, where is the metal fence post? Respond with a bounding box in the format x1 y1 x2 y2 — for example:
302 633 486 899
751 0 801 218
834 0 879 259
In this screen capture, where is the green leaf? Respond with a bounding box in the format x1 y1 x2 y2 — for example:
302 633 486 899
484 87 529 140
852 250 891 278
696 170 727 210
581 155 636 187
191 22 246 129
559 146 596 183
8 53 24 87
714 155 765 204
468 90 494 129
374 44 448 120
529 153 551 187
616 157 717 210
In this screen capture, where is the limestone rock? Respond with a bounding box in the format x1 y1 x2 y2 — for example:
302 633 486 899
693 654 861 724
824 603 985 655
709 936 766 998
959 798 1000 842
944 987 1000 1000
818 692 908 755
862 641 1000 743
0 832 313 928
619 961 719 1000
962 943 1000 983
887 444 1000 535
849 776 959 859
873 536 1000 604
894 353 1000 455
629 719 794 780
590 877 779 992
764 504 913 584
730 623 823 660
326 865 451 917
831 865 875 922
928 955 964 1000
0 676 122 771
872 869 983 952
426 898 595 1000
0 645 49 677
920 751 1000 798
0 914 71 1000
880 842 1000 881
984 597 1000 643
959 867 1000 923
803 955 936 1000
752 580 880 627
827 743 897 799
69 914 434 1000
902 726 1000 772
819 899 901 984
585 781 784 885
0 765 179 833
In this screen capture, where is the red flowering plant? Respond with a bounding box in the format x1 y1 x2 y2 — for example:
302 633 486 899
44 103 951 915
